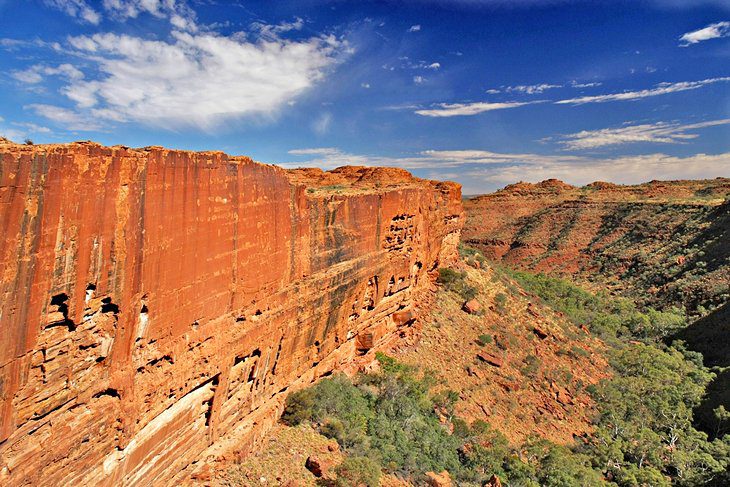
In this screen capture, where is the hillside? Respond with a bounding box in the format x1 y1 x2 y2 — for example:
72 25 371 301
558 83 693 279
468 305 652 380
235 179 730 486
463 178 730 314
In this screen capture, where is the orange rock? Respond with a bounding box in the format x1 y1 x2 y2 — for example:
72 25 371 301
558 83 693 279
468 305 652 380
305 456 325 477
0 140 464 486
463 299 481 314
485 474 503 487
425 470 452 487
477 352 503 367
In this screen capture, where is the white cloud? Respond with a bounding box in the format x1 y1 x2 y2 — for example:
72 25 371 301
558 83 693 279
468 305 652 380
506 83 561 94
556 77 730 105
32 27 345 130
426 62 441 70
312 112 333 135
45 0 203 32
414 100 538 117
12 69 44 84
361 82 371 89
485 89 501 94
408 25 421 32
0 118 53 142
27 104 103 131
102 0 197 30
11 64 84 85
570 81 602 88
413 75 425 84
559 119 730 150
13 122 52 134
251 17 305 40
44 0 100 25
680 21 730 46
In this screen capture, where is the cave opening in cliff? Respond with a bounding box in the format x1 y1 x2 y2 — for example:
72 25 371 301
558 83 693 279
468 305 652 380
101 297 119 314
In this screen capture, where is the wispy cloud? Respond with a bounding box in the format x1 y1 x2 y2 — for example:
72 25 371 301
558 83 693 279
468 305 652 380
27 104 103 131
312 112 333 135
410 77 726 118
11 64 84 84
506 83 562 94
408 24 421 32
558 119 730 150
44 0 100 25
680 21 730 46
570 81 602 88
556 77 730 105
0 119 53 142
414 100 538 117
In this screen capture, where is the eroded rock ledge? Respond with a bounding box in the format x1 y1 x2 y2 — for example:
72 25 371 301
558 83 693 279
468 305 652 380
0 140 463 486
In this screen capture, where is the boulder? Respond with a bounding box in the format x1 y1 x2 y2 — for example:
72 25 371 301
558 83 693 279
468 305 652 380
425 470 452 487
477 352 503 367
463 299 481 314
305 456 324 477
485 474 503 487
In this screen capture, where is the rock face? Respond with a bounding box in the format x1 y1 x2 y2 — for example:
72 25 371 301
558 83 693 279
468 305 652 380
0 140 463 486
464 178 730 312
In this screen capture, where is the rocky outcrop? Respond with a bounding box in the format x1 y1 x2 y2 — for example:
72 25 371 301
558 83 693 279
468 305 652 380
0 140 463 486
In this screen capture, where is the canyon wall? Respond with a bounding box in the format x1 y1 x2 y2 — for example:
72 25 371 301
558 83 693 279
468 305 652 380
463 178 730 312
0 140 463 486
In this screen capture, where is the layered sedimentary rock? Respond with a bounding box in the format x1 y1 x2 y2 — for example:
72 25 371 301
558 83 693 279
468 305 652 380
0 140 463 486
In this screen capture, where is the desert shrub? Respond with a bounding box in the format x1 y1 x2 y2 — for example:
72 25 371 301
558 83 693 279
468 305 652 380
437 268 477 301
335 456 381 487
281 388 316 426
459 244 487 267
282 355 461 479
477 334 493 346
493 292 508 313
281 374 373 450
521 354 540 378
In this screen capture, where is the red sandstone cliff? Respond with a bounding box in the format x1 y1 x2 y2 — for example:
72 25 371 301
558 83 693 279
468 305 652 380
0 140 463 486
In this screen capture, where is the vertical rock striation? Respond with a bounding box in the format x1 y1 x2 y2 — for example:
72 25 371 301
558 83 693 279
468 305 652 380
0 140 463 486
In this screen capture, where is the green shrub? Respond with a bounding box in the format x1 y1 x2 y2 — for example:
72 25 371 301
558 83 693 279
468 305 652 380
437 268 478 301
521 354 540 378
335 456 381 487
477 334 493 346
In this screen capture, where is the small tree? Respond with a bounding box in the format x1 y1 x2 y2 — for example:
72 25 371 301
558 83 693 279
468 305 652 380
335 456 381 487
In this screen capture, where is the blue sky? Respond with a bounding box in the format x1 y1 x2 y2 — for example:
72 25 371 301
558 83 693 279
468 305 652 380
0 0 728 193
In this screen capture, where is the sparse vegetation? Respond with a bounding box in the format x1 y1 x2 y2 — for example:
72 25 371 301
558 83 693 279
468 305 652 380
437 268 477 301
477 333 492 346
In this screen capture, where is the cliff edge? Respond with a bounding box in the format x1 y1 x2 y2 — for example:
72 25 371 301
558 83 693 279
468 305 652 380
0 140 463 486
